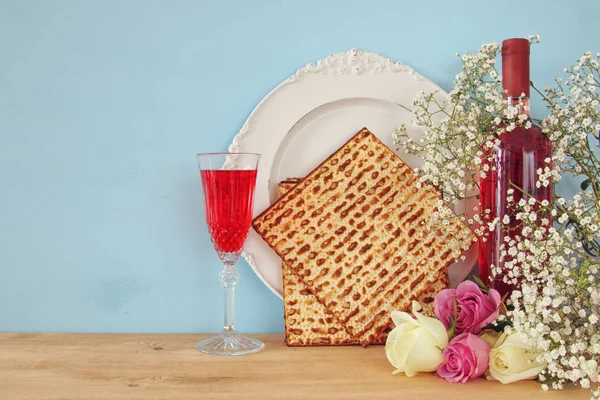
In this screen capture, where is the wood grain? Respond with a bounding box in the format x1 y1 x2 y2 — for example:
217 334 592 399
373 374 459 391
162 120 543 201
0 333 589 400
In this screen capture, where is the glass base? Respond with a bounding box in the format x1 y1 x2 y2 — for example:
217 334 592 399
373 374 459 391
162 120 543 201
195 332 264 356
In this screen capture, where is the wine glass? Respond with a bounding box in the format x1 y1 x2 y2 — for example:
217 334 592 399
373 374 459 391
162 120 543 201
195 152 264 356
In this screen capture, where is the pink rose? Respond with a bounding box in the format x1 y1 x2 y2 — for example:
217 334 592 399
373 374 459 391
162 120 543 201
434 280 501 335
437 332 490 383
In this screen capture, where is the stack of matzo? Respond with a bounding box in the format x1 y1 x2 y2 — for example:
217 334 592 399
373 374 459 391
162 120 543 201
252 128 474 347
278 180 449 346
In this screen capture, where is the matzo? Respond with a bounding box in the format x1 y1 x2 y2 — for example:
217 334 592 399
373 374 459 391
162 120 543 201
278 178 302 199
253 128 474 346
278 180 449 346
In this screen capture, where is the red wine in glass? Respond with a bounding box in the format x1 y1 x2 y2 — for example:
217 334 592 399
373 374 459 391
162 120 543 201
201 169 257 256
196 152 264 356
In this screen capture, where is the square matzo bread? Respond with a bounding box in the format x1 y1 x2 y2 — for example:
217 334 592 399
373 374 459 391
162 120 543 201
278 180 449 346
253 128 474 346
282 267 448 346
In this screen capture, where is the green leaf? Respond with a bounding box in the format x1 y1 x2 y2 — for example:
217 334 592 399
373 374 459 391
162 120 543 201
447 297 458 339
581 178 592 191
481 319 513 333
470 274 491 293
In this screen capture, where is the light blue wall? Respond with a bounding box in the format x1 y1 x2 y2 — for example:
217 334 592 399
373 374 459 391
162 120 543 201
0 0 597 333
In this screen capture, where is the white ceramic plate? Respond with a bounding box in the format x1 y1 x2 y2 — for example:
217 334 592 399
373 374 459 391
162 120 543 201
230 49 478 299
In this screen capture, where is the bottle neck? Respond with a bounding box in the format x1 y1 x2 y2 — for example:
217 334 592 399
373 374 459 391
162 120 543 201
502 38 531 99
505 96 531 118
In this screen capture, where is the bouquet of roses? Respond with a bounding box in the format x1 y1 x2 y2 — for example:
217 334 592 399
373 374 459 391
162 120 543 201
385 279 546 383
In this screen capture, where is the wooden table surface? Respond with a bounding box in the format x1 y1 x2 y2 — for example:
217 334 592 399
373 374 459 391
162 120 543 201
0 333 590 400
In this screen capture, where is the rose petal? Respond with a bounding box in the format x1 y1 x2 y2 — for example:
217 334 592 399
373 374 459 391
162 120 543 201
391 328 420 371
438 349 468 383
502 331 529 347
486 330 546 384
391 310 419 327
448 281 503 334
438 362 460 382
434 288 456 329
489 364 546 384
466 336 490 377
403 329 445 375
415 308 449 348
474 288 501 332
455 280 482 296
497 343 538 373
452 342 472 359
443 333 490 380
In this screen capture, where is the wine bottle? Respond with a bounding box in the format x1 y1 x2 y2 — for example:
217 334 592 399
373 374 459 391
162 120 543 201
478 38 553 297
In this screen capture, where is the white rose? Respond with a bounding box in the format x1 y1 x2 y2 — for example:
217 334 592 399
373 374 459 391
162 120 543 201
385 301 448 377
486 329 546 384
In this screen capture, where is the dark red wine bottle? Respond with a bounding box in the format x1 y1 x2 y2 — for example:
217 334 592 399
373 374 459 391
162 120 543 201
478 38 553 297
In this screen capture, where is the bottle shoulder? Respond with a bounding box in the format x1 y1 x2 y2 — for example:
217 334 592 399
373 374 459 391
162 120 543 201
497 121 546 138
490 118 551 153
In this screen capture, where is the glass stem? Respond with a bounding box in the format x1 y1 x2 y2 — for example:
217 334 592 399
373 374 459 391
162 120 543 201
219 262 239 333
